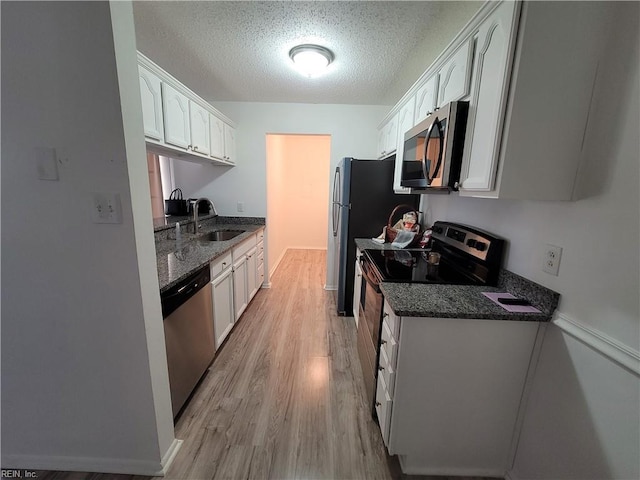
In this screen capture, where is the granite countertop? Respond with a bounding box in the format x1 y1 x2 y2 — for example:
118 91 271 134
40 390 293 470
156 217 265 293
356 238 559 322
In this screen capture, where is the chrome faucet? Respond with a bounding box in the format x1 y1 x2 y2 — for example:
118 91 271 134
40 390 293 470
193 198 218 233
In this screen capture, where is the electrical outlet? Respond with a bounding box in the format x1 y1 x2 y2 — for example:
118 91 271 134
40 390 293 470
237 201 244 212
543 244 562 276
92 193 122 224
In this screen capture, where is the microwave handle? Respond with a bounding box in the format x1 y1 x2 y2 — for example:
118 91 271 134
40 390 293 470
422 117 444 185
421 118 437 185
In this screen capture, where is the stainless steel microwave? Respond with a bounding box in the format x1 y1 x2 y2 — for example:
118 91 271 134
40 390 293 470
400 101 469 193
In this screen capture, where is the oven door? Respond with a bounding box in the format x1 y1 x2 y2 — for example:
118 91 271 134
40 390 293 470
356 257 384 413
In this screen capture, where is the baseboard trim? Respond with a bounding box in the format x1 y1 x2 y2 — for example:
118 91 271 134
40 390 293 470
156 438 183 476
398 455 503 477
1 451 166 476
554 312 640 376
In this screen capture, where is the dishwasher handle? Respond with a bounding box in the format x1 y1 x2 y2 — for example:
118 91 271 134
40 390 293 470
161 265 211 318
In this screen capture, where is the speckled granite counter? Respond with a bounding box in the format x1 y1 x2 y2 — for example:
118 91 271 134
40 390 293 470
356 238 559 322
156 218 265 293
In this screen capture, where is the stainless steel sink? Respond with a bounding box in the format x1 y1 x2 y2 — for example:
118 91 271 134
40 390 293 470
198 230 244 242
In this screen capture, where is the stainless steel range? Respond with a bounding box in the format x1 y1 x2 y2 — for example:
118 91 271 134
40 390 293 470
356 221 505 413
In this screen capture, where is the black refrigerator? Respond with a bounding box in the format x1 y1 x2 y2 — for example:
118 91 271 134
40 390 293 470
332 157 419 315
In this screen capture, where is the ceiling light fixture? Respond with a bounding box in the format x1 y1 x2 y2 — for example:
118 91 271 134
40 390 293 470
289 44 334 78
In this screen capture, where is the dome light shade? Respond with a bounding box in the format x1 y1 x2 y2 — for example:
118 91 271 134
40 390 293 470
289 44 334 77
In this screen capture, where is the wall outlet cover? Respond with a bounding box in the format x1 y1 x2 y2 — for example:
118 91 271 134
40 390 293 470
543 244 562 276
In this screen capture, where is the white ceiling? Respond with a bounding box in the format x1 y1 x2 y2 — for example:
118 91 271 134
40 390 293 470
133 1 480 106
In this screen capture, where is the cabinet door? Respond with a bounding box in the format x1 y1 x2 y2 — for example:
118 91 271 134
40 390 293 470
211 268 234 349
352 257 363 326
437 40 473 108
162 83 191 149
375 374 393 447
233 256 248 320
223 123 236 164
384 114 399 156
459 1 517 192
393 98 415 194
138 65 164 141
414 75 439 125
246 247 258 300
210 115 225 161
189 102 210 155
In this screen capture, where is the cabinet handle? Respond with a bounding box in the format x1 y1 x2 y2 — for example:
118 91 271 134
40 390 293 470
193 145 199 151
187 144 193 150
378 366 384 372
375 402 382 407
381 339 387 345
222 262 227 267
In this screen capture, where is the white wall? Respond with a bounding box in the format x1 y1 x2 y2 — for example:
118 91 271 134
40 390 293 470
1 1 175 474
172 102 389 288
266 134 331 276
422 3 639 478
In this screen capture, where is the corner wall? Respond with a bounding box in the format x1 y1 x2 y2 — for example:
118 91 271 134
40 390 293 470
423 3 639 478
1 1 174 474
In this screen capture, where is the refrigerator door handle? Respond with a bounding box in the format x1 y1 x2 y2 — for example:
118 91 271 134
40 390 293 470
332 167 341 236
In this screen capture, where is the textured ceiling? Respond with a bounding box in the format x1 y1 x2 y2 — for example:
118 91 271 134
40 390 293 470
133 1 479 106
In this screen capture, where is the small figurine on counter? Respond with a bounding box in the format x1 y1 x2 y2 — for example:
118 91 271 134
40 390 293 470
400 211 419 232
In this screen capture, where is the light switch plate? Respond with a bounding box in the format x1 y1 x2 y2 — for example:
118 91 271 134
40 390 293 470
92 193 122 224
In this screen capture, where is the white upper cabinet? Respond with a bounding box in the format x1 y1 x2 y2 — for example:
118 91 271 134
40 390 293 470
378 113 398 159
459 1 609 200
210 115 225 160
223 123 236 164
162 83 191 150
436 39 474 108
458 1 517 192
138 52 236 167
379 0 611 201
210 115 236 164
189 101 210 155
138 65 164 142
393 97 415 193
414 74 439 125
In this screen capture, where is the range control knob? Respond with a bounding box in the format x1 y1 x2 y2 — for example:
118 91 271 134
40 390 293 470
475 241 487 252
466 239 477 248
432 226 444 234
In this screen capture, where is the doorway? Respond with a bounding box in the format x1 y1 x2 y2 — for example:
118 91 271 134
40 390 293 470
266 134 331 277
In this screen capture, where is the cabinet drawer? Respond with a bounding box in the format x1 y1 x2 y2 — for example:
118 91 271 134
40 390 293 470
383 303 400 338
380 320 398 369
256 229 264 244
210 251 232 278
375 374 393 447
257 250 264 268
232 236 257 261
378 344 396 395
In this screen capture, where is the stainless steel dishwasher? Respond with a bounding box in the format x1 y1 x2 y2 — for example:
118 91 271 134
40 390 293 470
161 265 214 418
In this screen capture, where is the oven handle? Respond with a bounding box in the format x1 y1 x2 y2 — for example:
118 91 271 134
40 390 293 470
361 259 381 293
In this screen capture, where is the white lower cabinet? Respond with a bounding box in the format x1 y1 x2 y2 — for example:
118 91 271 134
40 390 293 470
210 252 234 349
378 301 544 477
211 267 234 349
233 254 248 321
246 246 258 299
231 230 264 321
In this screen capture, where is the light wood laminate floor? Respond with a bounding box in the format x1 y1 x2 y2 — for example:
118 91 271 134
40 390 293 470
34 249 499 480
